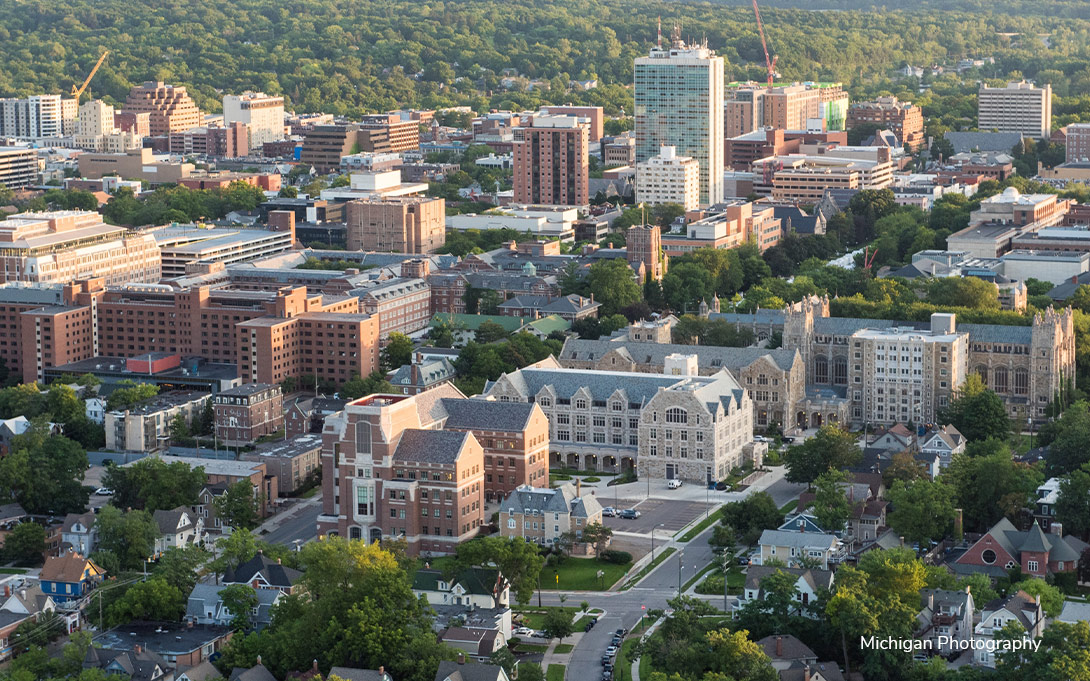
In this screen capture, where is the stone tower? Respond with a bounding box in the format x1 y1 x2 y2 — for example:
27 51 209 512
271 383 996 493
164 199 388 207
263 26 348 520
782 294 830 372
1030 306 1076 414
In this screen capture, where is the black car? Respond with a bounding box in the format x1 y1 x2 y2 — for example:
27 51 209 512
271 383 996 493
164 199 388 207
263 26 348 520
616 627 628 637
618 509 640 519
714 481 728 491
782 436 796 444
602 656 612 666
736 555 750 566
584 621 594 632
611 636 622 646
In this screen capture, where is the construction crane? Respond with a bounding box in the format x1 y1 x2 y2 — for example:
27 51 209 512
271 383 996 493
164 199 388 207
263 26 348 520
70 50 109 101
751 0 777 89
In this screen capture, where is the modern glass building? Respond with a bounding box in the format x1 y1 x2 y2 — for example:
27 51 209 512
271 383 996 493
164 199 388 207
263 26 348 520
634 38 724 207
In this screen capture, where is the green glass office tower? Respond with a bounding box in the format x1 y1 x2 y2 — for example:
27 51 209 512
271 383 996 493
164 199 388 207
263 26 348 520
635 38 724 207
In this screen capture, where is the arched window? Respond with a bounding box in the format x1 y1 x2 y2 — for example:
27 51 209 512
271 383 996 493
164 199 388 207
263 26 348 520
814 356 829 384
355 421 371 455
1014 369 1029 395
665 408 688 424
833 357 848 386
975 365 989 385
349 527 362 540
993 366 1009 394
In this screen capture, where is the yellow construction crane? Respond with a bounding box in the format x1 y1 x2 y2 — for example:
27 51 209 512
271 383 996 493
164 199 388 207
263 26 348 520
70 50 109 101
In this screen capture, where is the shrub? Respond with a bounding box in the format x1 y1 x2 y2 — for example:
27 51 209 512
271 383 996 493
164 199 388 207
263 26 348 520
600 550 632 564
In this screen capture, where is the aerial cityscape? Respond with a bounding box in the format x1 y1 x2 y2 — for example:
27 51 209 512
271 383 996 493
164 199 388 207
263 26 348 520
0 0 1088 680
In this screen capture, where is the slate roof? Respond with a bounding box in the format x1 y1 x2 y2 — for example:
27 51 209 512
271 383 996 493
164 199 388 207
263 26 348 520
439 398 537 431
229 664 278 681
1058 600 1090 625
498 483 602 519
434 660 508 681
413 567 500 596
85 647 169 681
497 294 599 315
389 358 456 388
757 635 817 662
559 338 800 372
394 429 473 464
944 131 1024 154
919 588 973 618
709 310 785 326
758 530 838 550
744 565 834 593
223 554 302 589
954 517 1087 576
1047 271 1090 300
772 205 823 235
328 667 393 681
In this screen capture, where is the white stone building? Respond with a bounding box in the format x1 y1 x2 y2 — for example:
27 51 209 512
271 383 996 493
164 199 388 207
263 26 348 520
223 92 285 148
636 145 700 210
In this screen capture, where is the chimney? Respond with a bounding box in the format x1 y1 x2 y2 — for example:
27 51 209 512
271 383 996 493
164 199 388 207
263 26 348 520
776 636 783 657
257 655 262 666
804 665 811 681
457 652 466 664
312 659 319 672
928 593 934 610
576 478 582 498
134 645 142 654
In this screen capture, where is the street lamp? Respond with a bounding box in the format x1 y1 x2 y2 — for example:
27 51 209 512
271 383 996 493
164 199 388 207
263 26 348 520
677 549 683 595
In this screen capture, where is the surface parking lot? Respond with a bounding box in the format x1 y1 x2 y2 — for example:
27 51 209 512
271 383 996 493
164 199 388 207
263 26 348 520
601 498 714 534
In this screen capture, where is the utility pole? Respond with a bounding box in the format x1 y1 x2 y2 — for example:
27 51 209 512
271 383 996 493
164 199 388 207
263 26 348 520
677 550 683 595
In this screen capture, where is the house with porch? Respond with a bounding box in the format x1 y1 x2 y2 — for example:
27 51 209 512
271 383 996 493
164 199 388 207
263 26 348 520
39 551 104 603
738 565 834 616
222 553 303 595
916 587 975 657
412 567 509 609
757 530 840 570
153 507 204 557
918 425 965 470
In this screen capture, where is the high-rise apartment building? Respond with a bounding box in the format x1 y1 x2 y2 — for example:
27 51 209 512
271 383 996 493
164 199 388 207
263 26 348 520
223 92 285 149
123 82 203 136
1065 123 1090 162
513 113 590 206
168 123 249 158
847 96 925 150
75 100 142 152
635 33 724 206
978 81 1052 139
345 197 446 253
0 95 73 138
636 145 700 210
540 105 604 142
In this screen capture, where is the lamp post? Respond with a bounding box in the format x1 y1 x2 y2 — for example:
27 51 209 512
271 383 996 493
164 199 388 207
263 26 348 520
677 549 683 595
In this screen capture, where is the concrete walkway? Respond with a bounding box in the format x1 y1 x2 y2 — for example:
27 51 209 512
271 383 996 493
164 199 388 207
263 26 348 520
630 616 665 681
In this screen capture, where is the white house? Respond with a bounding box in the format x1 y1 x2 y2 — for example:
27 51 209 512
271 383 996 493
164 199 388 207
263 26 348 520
59 512 97 556
916 587 975 657
757 529 840 570
152 507 204 557
185 582 281 629
974 591 1044 668
919 425 965 470
412 567 509 609
738 565 834 616
85 397 107 425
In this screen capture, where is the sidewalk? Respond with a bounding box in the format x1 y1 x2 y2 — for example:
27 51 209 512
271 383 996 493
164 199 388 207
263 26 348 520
539 611 594 667
630 616 665 681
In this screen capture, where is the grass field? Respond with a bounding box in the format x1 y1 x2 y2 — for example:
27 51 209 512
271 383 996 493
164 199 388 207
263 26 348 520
554 643 574 654
548 557 631 591
780 499 800 514
547 664 566 681
676 511 720 542
514 606 581 630
616 637 640 681
513 643 549 653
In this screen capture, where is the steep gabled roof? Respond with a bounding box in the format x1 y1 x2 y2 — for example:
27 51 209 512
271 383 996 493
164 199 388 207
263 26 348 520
223 554 302 589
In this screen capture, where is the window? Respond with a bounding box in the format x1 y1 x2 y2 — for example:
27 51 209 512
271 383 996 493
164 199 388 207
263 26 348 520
665 408 688 424
355 421 371 454
1027 560 1038 572
981 549 997 564
814 356 829 383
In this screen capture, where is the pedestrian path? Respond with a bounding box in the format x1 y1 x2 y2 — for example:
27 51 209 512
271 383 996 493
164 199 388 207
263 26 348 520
630 616 665 681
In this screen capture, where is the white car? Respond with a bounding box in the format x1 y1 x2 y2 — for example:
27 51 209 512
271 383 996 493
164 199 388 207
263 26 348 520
94 487 114 496
515 626 533 637
667 479 683 489
754 435 770 442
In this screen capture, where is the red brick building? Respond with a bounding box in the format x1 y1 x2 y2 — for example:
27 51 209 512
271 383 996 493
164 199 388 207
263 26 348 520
952 517 1084 579
513 114 590 206
847 96 925 150
214 383 285 446
318 387 486 555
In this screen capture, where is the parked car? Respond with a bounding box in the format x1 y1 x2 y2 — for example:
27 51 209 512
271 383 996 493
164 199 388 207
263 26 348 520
93 487 114 496
601 655 612 665
611 635 622 646
605 646 618 657
602 672 612 681
711 545 726 555
667 479 683 489
515 626 533 636
714 481 728 491
602 507 617 517
531 630 546 638
754 435 769 442
736 555 750 566
782 436 796 444
618 509 641 519
616 627 628 637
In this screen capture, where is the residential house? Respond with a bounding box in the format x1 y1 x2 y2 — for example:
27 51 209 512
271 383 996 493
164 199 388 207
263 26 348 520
0 611 34 661
0 581 55 618
86 397 107 424
93 621 233 669
952 517 1087 579
757 635 845 681
868 424 916 453
186 583 282 630
916 587 975 657
974 591 1044 668
434 660 510 681
153 507 204 557
60 512 97 555
738 565 834 616
412 567 509 609
918 425 965 470
222 553 303 595
177 661 225 681
388 355 458 396
40 551 104 603
285 396 348 437
327 667 393 681
439 628 505 662
83 646 173 681
757 530 840 570
497 483 603 553
1058 600 1090 625
228 665 277 681
0 503 26 530
847 498 888 544
1033 478 1062 532
777 514 826 534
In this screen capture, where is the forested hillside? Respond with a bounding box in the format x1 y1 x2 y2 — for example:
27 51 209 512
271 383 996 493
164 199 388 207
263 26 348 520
0 0 1087 116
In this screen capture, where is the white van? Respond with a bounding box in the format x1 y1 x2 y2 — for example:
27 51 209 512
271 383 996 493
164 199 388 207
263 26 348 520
667 479 683 489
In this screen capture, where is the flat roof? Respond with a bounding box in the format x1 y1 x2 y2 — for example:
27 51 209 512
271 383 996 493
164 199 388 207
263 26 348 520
48 356 239 381
124 454 263 477
246 433 323 458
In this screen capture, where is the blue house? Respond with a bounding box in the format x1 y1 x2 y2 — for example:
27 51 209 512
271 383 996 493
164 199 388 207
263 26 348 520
40 551 104 603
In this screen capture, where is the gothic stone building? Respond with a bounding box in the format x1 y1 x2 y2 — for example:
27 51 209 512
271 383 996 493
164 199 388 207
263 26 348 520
484 358 756 483
558 318 805 430
714 295 1075 426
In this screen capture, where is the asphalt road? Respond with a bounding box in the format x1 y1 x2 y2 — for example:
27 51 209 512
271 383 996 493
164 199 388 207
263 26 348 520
259 494 322 546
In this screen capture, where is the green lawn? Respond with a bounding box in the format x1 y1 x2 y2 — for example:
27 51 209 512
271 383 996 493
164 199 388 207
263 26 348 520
617 638 640 681
622 548 676 590
676 511 720 542
514 643 549 653
1010 433 1034 455
681 560 719 592
547 664 566 681
554 643 574 654
0 568 27 574
514 606 580 630
780 499 800 514
548 557 631 591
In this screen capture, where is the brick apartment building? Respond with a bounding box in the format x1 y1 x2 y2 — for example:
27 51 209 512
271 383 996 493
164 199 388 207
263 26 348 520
345 197 446 253
513 114 590 206
357 278 432 344
168 122 249 158
318 388 486 554
846 96 925 150
359 113 420 153
123 82 203 136
213 383 285 446
240 433 322 494
724 127 848 171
